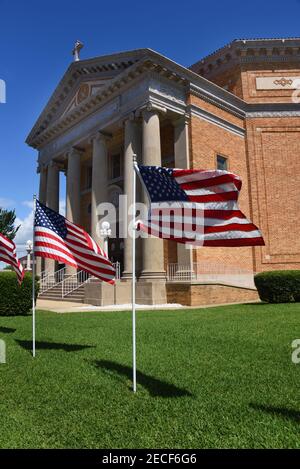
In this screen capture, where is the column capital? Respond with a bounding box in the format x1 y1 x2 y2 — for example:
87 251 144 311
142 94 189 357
47 160 61 170
173 113 190 127
66 146 84 159
88 131 111 145
123 111 137 124
137 102 167 117
36 162 47 174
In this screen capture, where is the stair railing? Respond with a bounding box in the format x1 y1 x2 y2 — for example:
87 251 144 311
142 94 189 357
62 270 90 298
39 267 66 295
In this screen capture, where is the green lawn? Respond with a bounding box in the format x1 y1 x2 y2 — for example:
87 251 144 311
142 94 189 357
0 303 300 448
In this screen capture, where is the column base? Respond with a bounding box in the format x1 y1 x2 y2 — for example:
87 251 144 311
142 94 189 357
121 271 132 280
84 281 115 306
139 270 166 280
136 279 167 305
83 279 167 306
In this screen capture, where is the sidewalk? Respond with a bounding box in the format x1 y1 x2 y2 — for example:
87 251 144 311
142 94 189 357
36 298 259 313
36 299 184 313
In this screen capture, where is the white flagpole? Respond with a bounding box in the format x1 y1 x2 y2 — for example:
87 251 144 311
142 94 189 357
32 195 37 358
132 154 137 392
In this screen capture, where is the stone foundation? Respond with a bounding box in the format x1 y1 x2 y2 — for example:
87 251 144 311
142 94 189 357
84 279 259 307
84 279 167 306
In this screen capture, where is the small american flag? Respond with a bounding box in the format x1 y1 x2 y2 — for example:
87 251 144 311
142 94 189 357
34 200 115 284
0 233 24 284
137 166 264 247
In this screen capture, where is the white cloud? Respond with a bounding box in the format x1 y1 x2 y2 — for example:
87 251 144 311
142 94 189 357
15 210 34 248
22 200 34 209
14 199 66 250
0 197 15 209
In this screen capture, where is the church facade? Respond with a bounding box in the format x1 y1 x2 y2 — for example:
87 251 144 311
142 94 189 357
26 38 300 305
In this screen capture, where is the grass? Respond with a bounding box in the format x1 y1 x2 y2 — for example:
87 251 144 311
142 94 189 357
0 303 300 448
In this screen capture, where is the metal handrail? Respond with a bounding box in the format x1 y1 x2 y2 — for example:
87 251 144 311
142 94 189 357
39 267 66 294
62 270 90 298
40 261 121 298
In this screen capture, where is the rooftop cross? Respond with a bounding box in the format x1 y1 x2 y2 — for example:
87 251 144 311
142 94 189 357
72 40 84 62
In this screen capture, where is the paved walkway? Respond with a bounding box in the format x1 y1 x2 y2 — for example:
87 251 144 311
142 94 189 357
37 298 259 313
37 299 184 313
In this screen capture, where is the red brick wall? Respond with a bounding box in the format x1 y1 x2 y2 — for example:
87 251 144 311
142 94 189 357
188 100 254 271
202 61 300 104
240 62 300 103
161 122 177 267
245 117 300 272
189 60 300 274
167 283 259 306
201 65 244 98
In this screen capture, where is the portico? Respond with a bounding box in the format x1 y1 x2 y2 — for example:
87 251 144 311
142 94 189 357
30 51 193 304
28 40 300 306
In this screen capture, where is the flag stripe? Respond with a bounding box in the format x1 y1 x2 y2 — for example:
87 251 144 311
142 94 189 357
35 228 113 269
137 166 264 248
34 201 115 283
179 174 242 191
35 240 115 277
0 234 24 284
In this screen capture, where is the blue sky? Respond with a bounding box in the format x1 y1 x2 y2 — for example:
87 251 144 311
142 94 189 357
0 0 299 253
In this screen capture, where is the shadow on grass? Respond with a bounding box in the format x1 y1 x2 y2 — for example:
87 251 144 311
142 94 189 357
16 339 95 353
93 359 193 398
250 403 300 423
0 326 16 334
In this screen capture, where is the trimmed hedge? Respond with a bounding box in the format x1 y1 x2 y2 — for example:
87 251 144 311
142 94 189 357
254 270 300 303
0 271 39 316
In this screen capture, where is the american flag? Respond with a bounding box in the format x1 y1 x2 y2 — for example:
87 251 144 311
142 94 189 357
0 233 24 284
137 166 264 247
34 200 115 284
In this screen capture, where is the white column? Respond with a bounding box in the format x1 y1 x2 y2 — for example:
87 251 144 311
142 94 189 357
91 133 108 250
140 107 165 279
38 164 48 203
122 117 142 278
66 147 82 275
45 161 60 275
174 117 193 270
36 164 48 277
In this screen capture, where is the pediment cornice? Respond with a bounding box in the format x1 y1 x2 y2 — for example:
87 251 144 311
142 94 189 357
26 49 248 149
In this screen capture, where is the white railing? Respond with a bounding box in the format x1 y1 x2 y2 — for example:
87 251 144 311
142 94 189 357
114 261 121 280
39 261 121 299
167 262 255 289
39 267 66 294
62 262 121 298
62 270 90 298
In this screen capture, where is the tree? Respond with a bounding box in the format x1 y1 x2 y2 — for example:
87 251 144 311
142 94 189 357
0 208 20 240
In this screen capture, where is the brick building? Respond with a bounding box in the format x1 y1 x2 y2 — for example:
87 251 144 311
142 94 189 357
26 38 300 306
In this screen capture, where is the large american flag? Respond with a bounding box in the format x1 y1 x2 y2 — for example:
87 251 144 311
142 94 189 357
34 200 115 284
137 166 264 247
0 233 24 284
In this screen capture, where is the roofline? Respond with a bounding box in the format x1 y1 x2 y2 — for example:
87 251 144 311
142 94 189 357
190 37 300 68
26 48 154 144
26 48 247 147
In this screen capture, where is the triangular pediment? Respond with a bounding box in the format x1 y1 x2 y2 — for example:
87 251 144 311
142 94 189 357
61 78 111 118
27 49 151 142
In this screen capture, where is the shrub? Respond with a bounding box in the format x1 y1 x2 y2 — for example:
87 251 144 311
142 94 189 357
254 270 300 303
0 271 39 316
